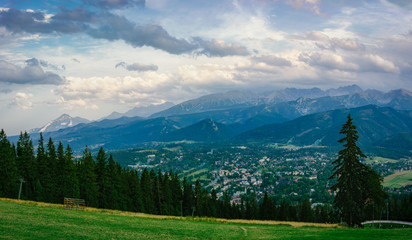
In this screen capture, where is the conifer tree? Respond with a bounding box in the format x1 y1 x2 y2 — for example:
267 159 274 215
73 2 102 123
106 154 120 210
259 192 273 220
16 132 36 200
299 199 314 222
95 147 108 208
77 147 98 207
56 142 66 202
44 137 58 203
330 114 387 227
0 129 18 198
63 145 79 199
35 134 46 201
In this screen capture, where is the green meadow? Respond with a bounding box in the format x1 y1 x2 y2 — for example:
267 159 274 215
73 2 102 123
1 198 411 240
383 170 412 188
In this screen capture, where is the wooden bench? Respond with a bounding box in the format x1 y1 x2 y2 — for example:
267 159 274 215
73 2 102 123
64 198 86 210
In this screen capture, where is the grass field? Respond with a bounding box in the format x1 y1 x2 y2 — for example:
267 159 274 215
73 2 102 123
383 170 412 188
366 157 399 164
1 198 412 239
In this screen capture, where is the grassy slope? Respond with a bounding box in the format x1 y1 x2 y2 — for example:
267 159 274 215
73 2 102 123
1 198 411 240
383 170 412 188
365 157 398 164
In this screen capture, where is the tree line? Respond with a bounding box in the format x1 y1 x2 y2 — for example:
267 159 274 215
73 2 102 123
0 128 411 225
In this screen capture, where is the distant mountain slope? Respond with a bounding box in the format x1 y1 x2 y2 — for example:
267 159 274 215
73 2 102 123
151 90 261 118
235 105 412 147
104 102 174 119
374 132 412 149
40 117 180 150
29 114 90 133
149 86 412 129
166 119 237 142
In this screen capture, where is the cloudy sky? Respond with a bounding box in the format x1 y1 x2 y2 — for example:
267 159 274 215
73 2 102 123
1 0 412 135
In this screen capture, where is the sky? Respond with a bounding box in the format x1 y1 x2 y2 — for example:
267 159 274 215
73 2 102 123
0 0 412 135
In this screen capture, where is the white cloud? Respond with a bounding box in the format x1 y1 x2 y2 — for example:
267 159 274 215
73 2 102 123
11 92 33 110
299 52 359 71
359 54 400 74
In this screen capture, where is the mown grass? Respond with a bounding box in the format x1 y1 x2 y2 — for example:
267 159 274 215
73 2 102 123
1 198 412 239
366 156 398 164
383 170 412 188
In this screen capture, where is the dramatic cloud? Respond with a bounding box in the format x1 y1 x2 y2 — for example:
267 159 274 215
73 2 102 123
52 7 96 22
83 0 145 9
0 8 248 56
87 14 197 54
0 58 64 85
115 62 158 71
194 38 249 57
0 8 87 34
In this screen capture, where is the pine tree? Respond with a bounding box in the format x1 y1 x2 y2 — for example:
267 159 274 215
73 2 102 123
16 132 37 200
299 199 314 222
106 154 120 210
0 129 18 198
95 147 108 208
56 142 66 202
45 137 58 203
63 145 80 199
35 134 46 201
259 192 273 220
330 114 387 227
77 147 98 207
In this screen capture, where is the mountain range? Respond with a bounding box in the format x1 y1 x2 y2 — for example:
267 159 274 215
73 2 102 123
28 114 90 134
18 85 412 152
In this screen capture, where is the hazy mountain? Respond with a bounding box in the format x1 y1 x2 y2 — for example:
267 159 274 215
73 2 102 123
374 132 412 149
29 114 90 133
326 84 364 96
150 90 262 118
150 85 412 120
18 86 412 152
235 105 412 147
166 119 237 142
104 102 174 119
38 116 180 150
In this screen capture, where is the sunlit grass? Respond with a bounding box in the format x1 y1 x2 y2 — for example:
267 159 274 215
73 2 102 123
383 170 412 188
1 198 412 240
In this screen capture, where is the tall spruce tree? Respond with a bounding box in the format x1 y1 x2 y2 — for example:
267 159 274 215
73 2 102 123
16 132 36 200
0 129 18 198
330 114 386 227
77 147 98 207
63 145 79 199
95 147 108 208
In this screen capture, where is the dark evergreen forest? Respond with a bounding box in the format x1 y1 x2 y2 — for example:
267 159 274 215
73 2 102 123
1 130 411 223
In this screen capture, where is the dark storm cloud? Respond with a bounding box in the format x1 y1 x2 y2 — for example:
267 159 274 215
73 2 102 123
115 61 158 71
0 8 249 56
83 0 145 9
0 58 64 85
